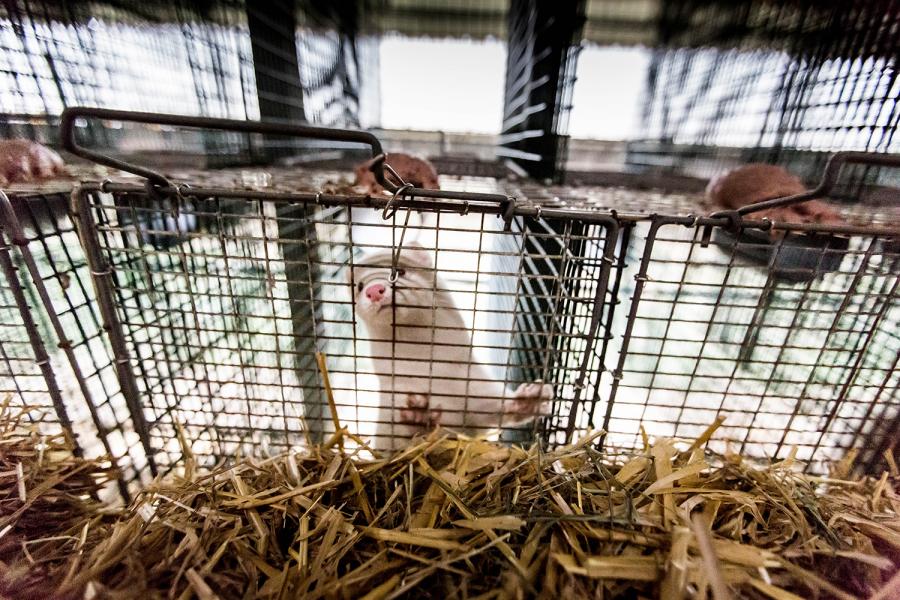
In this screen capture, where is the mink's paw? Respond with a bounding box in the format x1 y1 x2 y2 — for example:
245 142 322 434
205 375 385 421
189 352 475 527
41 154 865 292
398 393 442 428
507 382 553 421
0 140 65 185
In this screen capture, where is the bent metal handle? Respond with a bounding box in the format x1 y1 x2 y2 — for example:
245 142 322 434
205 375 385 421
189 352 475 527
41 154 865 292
60 106 515 210
736 151 900 217
59 106 395 191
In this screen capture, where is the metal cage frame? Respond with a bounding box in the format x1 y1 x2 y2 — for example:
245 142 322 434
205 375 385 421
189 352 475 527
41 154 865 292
0 108 897 496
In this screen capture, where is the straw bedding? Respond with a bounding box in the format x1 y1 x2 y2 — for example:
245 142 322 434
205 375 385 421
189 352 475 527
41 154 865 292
1 400 899 600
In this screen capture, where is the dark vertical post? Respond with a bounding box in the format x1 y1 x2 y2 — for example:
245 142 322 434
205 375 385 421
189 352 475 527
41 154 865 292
246 0 306 135
247 1 326 441
498 0 585 181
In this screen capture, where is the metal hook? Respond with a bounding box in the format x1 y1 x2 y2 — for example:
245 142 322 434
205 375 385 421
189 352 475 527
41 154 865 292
501 196 516 232
171 183 192 218
383 182 414 220
384 178 415 283
389 208 413 284
382 161 406 190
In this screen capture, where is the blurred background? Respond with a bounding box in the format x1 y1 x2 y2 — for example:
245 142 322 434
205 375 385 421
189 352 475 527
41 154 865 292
0 0 896 195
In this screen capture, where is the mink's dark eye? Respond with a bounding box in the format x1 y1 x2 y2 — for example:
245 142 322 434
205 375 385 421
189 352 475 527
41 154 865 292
396 268 406 277
357 282 364 292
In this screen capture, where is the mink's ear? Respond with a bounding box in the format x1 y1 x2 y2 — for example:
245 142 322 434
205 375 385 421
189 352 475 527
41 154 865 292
705 172 724 199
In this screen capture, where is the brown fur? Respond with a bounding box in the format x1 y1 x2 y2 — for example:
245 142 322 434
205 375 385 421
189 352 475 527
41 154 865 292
354 153 440 194
706 163 844 231
0 139 65 186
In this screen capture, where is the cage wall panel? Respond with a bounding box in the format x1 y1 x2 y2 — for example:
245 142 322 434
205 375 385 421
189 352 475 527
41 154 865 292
73 185 625 463
0 191 152 498
607 218 899 472
633 0 900 189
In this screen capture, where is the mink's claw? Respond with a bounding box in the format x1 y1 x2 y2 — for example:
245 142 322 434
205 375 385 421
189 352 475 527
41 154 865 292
398 393 442 428
508 382 553 419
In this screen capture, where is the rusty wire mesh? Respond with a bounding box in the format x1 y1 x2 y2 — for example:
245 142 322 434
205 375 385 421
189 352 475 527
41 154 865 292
0 190 153 499
19 167 886 480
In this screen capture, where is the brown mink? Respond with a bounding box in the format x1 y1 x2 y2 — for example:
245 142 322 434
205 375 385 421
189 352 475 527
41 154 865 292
354 152 440 195
0 139 65 185
706 163 843 231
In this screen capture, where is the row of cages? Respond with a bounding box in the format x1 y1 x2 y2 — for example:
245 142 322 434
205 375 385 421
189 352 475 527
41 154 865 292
1 157 897 500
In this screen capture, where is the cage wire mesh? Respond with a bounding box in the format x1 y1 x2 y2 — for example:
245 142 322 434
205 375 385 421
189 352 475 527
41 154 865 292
52 148 896 480
0 0 376 161
633 0 900 195
0 1 258 142
71 176 585 467
606 219 899 470
0 190 151 499
0 198 73 437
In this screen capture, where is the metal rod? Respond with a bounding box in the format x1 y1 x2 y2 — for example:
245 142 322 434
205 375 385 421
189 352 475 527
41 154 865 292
59 106 392 191
600 218 663 441
59 107 515 209
0 211 78 453
0 191 132 500
71 187 158 476
564 215 618 443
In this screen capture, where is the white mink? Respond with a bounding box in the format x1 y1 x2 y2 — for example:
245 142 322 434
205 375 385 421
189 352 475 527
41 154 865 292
349 244 551 450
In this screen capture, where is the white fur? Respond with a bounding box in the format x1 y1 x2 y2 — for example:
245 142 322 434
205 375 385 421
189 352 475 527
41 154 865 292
350 246 551 449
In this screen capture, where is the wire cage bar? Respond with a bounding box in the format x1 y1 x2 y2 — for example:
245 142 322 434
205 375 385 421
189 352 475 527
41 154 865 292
0 189 152 499
42 109 895 484
632 0 900 192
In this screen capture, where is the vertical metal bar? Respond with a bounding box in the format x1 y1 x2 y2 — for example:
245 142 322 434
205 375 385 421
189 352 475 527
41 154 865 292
563 217 618 443
539 219 574 440
600 218 663 440
72 188 157 476
498 217 530 444
0 191 130 499
585 222 632 429
0 212 76 450
630 224 701 437
259 199 292 446
277 203 326 441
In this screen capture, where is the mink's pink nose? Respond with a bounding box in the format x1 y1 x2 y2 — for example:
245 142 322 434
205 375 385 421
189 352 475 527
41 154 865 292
365 283 386 302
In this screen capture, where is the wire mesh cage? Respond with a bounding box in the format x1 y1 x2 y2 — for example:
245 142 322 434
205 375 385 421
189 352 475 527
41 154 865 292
0 189 153 499
632 0 900 192
9 108 884 489
0 0 376 166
